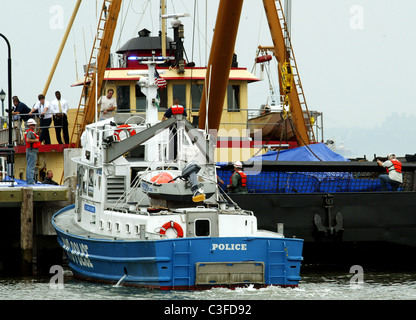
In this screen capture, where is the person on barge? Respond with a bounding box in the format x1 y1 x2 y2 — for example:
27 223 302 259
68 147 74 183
227 161 248 194
377 153 402 191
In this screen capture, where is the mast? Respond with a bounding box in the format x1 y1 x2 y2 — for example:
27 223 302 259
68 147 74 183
161 0 167 57
43 0 82 96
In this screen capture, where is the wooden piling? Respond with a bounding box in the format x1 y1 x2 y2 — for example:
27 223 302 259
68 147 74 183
20 187 33 275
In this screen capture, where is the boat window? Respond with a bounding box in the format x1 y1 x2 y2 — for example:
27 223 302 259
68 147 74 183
135 84 146 112
227 84 240 112
82 168 88 195
159 86 167 110
172 84 186 110
88 169 94 197
191 83 203 112
125 145 145 161
77 165 83 190
116 85 130 111
195 219 210 237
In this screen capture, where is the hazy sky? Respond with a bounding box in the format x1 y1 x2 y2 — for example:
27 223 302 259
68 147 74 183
1 0 415 159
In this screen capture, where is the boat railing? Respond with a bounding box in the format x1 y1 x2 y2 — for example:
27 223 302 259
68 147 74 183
217 161 416 193
7 113 68 146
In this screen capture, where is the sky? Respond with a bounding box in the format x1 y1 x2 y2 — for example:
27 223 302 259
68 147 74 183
0 0 415 159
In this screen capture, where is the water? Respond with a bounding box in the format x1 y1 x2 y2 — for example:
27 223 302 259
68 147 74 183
1 269 416 300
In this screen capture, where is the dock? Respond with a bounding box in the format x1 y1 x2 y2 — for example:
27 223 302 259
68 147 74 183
0 184 72 276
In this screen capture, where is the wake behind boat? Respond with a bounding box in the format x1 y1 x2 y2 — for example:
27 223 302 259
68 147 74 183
52 56 303 290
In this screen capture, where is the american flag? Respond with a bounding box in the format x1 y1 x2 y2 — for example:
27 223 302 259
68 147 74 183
154 69 167 90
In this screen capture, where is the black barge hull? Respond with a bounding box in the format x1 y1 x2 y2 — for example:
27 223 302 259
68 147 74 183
218 161 416 269
230 192 416 269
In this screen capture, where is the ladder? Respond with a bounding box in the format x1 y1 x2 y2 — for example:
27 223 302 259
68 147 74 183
69 0 122 148
266 239 287 285
262 0 316 145
172 240 192 289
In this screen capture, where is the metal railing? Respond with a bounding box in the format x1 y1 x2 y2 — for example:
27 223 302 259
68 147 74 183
0 112 67 146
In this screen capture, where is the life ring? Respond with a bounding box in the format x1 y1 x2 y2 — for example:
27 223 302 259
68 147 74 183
114 124 136 141
159 221 184 238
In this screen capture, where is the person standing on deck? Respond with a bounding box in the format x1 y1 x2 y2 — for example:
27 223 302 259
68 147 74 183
50 91 69 144
227 161 248 194
9 96 33 143
29 94 52 144
98 89 117 121
377 153 402 191
162 98 187 160
162 97 187 121
25 118 41 185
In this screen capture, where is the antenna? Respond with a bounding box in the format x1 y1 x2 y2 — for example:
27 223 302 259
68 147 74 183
161 13 190 27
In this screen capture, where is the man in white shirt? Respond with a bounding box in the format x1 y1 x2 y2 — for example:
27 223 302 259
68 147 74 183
377 153 403 191
98 88 117 121
29 94 52 145
50 91 69 144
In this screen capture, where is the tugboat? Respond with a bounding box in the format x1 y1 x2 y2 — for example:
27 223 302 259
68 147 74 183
52 57 303 290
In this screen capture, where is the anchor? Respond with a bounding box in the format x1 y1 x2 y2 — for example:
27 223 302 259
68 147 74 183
313 194 343 238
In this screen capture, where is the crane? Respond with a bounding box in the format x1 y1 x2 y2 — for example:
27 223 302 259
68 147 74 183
199 0 315 146
261 0 316 146
69 0 122 148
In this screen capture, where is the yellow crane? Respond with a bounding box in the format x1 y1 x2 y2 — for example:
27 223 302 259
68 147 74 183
199 0 315 146
260 0 316 146
69 0 122 148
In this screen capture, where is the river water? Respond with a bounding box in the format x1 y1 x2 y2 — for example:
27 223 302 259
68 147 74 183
1 269 416 300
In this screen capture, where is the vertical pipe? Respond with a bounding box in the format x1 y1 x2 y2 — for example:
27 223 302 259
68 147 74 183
161 0 166 57
0 33 14 181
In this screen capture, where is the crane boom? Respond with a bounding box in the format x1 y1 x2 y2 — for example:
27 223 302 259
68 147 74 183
198 0 244 132
262 0 315 146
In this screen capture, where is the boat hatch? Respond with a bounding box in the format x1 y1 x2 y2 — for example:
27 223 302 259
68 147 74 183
195 262 265 286
186 211 219 237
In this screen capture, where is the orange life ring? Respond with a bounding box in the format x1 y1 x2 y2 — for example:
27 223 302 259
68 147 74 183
159 221 184 238
114 124 136 141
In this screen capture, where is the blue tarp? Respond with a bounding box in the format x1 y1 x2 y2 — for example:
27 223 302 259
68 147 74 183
248 143 349 162
216 143 390 193
1 175 61 186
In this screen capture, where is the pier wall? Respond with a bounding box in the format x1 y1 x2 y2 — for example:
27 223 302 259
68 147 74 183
0 185 72 276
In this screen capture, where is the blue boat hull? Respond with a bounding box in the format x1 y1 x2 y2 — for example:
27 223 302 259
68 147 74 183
52 207 303 290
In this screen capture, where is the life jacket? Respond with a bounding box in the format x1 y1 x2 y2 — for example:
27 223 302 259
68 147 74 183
230 171 247 187
25 129 41 149
386 159 402 173
171 105 184 115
